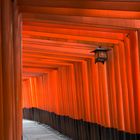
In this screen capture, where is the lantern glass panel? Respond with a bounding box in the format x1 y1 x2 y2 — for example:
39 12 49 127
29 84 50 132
99 51 107 58
95 52 99 59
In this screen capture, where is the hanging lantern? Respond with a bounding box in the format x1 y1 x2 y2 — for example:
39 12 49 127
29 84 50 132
91 47 110 64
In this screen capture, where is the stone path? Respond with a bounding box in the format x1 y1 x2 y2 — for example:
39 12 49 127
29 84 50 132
23 120 71 140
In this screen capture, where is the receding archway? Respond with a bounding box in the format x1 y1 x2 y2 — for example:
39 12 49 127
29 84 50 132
0 0 140 140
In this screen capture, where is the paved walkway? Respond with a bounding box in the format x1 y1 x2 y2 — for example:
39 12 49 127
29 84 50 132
23 120 71 140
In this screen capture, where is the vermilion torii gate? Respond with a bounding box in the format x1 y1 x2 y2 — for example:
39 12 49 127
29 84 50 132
0 0 140 140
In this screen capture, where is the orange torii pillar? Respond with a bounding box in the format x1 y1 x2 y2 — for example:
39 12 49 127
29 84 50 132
0 0 22 140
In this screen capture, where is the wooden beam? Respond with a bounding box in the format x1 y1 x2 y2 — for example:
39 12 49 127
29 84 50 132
23 57 81 65
23 60 73 67
23 72 45 77
23 53 84 62
22 30 119 44
22 38 99 49
18 0 140 11
19 6 140 19
23 47 93 58
23 24 124 40
23 14 140 29
23 64 59 69
23 20 131 34
23 67 56 73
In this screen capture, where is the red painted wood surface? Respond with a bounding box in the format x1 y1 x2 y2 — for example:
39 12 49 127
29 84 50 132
22 20 140 134
0 0 140 139
0 0 22 140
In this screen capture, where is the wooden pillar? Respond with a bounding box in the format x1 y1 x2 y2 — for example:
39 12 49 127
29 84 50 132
0 0 4 139
129 31 140 133
138 30 140 70
13 1 22 140
0 0 22 140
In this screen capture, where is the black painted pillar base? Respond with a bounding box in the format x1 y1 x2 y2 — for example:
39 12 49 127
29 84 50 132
23 108 140 140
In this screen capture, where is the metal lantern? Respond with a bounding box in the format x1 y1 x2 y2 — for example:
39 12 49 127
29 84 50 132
91 47 110 64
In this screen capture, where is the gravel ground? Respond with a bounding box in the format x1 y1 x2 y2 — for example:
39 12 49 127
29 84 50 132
23 119 71 140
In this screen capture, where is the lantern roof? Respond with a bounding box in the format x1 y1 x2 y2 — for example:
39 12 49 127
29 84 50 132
91 47 110 53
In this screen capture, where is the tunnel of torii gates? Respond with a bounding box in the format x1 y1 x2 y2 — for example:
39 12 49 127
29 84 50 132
0 0 140 140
